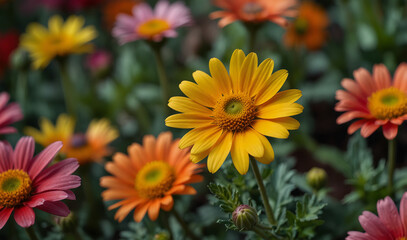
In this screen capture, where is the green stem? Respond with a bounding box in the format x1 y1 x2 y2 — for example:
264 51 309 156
387 138 396 194
57 59 77 119
172 208 199 240
16 70 27 114
246 23 260 52
250 157 276 225
151 45 170 116
25 226 39 240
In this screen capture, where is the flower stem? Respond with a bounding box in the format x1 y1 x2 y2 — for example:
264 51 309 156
172 208 199 240
252 226 270 239
245 23 260 52
16 70 28 114
250 156 276 225
387 138 396 194
57 59 77 119
25 226 39 240
151 44 170 116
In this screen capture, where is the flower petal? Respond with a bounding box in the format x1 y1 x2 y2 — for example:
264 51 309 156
36 201 70 217
359 211 392 240
255 69 288 105
0 208 13 229
14 206 35 228
230 133 250 175
29 141 63 180
252 119 289 139
207 132 232 173
377 196 404 238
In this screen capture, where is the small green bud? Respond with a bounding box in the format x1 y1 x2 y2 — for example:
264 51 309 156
11 48 30 71
232 204 258 230
154 232 170 240
54 212 78 232
306 167 327 191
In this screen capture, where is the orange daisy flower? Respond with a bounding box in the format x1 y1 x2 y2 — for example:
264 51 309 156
335 63 407 140
100 132 204 222
210 0 298 28
284 1 329 51
103 0 141 30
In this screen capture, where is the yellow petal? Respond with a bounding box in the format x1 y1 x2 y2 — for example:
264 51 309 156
207 132 232 173
209 58 232 94
253 132 275 164
231 133 250 175
179 127 209 149
250 59 274 97
239 52 258 92
271 117 300 130
229 49 245 92
179 81 216 107
190 149 210 163
64 16 85 35
242 128 264 157
255 69 288 105
252 119 289 139
192 70 221 101
165 113 212 129
191 126 222 154
48 15 64 34
257 103 304 119
168 96 212 115
266 89 302 105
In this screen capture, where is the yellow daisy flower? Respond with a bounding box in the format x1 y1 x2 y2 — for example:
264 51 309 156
165 49 303 175
25 114 75 153
20 15 97 69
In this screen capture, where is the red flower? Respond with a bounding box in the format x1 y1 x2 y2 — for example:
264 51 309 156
0 31 19 76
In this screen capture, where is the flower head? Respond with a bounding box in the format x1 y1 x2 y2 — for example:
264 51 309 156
0 92 23 135
25 115 118 164
0 31 19 76
85 49 112 78
232 204 259 230
20 15 97 69
103 0 141 30
210 0 298 28
284 1 328 51
165 49 303 174
0 137 80 229
335 63 407 140
100 132 204 222
306 167 327 191
112 1 192 44
346 193 407 240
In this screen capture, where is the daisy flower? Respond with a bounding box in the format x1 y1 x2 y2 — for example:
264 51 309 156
165 49 303 175
100 132 204 222
103 0 140 30
335 63 407 140
210 0 298 28
284 1 329 51
20 15 97 69
112 1 192 44
347 193 407 240
0 137 80 229
0 92 23 135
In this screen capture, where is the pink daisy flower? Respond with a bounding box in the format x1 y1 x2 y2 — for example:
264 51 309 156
112 1 192 44
0 137 80 229
335 63 407 140
347 193 407 240
0 92 23 135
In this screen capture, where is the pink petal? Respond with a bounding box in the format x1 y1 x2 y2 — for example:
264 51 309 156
25 191 69 208
0 92 10 110
346 231 374 240
33 158 79 186
359 211 393 240
34 175 81 193
373 64 392 89
377 196 405 238
336 111 371 124
393 63 407 92
341 78 368 99
14 206 35 228
348 119 369 134
360 121 380 138
13 137 35 171
65 190 76 200
0 141 13 172
0 207 13 229
354 68 376 97
382 123 398 140
0 127 17 134
400 192 407 232
36 201 70 217
28 141 63 180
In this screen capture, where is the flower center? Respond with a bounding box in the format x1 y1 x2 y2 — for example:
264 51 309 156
70 133 88 148
134 161 175 199
213 93 257 132
242 2 264 16
137 19 171 38
0 170 32 208
295 18 308 35
367 87 407 120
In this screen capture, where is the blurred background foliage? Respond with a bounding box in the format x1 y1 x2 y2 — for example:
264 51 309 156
1 0 407 239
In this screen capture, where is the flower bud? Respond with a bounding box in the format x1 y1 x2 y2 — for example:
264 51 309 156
306 167 327 191
232 204 258 230
11 48 30 71
85 50 112 79
54 212 78 232
154 232 170 240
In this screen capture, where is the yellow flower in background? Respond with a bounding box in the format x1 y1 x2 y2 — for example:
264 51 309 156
26 115 119 164
25 114 74 153
20 15 97 69
165 49 303 175
65 119 119 164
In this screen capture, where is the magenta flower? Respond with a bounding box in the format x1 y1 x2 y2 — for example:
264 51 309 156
0 92 23 135
346 193 407 240
112 1 192 44
0 137 80 229
85 50 112 77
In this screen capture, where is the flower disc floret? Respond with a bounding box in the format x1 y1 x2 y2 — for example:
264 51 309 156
135 161 175 199
367 87 407 120
137 19 171 38
213 93 256 132
0 170 32 208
